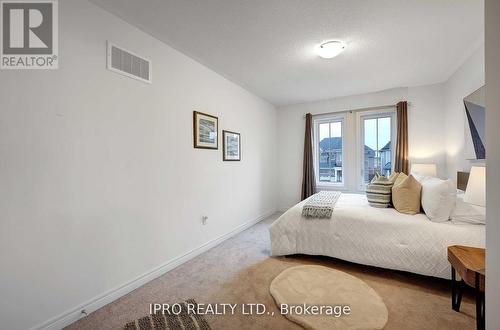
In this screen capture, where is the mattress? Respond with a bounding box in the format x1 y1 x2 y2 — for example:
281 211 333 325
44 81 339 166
269 193 485 279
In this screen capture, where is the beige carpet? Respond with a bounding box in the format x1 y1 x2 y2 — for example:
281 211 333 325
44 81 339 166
270 265 388 329
67 213 477 330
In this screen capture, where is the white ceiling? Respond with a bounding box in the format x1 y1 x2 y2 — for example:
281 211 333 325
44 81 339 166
90 0 484 106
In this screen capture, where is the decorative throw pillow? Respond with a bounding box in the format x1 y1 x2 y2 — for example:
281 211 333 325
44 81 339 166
393 172 407 186
392 174 422 215
412 173 431 184
421 177 456 222
366 175 394 208
388 171 400 183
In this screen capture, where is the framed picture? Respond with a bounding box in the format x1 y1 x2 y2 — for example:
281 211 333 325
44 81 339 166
193 111 218 149
223 130 241 161
463 86 485 160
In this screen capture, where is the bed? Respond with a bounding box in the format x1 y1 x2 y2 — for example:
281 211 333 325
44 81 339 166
269 193 485 279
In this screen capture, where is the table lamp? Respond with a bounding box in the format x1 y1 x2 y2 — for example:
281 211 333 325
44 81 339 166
463 166 486 207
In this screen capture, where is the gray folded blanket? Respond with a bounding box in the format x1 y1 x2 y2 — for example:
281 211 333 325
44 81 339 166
302 191 341 218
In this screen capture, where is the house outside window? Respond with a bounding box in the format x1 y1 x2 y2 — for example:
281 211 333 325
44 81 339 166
359 112 396 186
314 116 344 186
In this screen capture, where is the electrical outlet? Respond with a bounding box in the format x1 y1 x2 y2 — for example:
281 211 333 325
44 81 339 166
202 216 208 225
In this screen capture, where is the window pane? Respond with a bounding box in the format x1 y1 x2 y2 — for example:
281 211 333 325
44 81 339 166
378 117 392 178
363 119 377 183
363 116 392 184
318 121 343 183
319 123 329 142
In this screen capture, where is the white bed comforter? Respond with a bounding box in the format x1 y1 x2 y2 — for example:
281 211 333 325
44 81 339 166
269 193 485 279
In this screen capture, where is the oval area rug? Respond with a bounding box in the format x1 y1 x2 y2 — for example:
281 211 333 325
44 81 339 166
270 265 388 330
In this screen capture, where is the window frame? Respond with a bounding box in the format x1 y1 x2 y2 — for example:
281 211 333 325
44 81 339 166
313 114 346 189
355 109 397 191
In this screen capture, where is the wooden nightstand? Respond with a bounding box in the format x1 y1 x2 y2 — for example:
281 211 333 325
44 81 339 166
447 245 485 330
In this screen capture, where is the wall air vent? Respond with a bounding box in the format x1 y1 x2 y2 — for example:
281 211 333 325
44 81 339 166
107 42 152 84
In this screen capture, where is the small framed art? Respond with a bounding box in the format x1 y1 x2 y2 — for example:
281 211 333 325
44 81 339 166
193 111 218 149
222 130 241 161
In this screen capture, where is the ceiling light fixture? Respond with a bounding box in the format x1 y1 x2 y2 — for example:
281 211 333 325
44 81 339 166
316 41 345 59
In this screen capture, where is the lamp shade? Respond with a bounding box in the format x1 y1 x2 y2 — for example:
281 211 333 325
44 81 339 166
463 166 486 207
410 163 437 177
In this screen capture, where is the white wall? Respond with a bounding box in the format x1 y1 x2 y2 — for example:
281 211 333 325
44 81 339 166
277 85 448 210
0 1 277 329
485 1 500 328
407 83 447 175
444 46 485 179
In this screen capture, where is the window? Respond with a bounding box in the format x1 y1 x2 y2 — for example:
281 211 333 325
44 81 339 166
360 113 395 185
312 109 396 191
314 117 344 185
313 107 396 192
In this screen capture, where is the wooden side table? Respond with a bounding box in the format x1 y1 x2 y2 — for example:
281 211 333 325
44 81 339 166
447 245 485 330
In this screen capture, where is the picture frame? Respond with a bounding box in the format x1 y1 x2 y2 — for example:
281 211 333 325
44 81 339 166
463 86 485 160
222 130 241 161
193 111 218 149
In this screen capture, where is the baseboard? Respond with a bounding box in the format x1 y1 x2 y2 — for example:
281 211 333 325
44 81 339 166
34 209 276 330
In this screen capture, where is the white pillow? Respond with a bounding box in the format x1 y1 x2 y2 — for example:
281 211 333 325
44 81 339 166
421 177 456 222
413 173 432 184
451 193 486 224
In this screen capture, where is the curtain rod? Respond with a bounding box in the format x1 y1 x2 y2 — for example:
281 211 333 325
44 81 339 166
303 102 411 118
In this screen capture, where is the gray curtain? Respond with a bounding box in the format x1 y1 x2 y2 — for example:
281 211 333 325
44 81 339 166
301 113 316 200
395 101 409 174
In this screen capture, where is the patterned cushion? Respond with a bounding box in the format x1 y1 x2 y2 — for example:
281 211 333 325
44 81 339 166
366 174 394 208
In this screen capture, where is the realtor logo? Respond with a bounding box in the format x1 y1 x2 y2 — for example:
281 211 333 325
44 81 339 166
1 0 58 69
